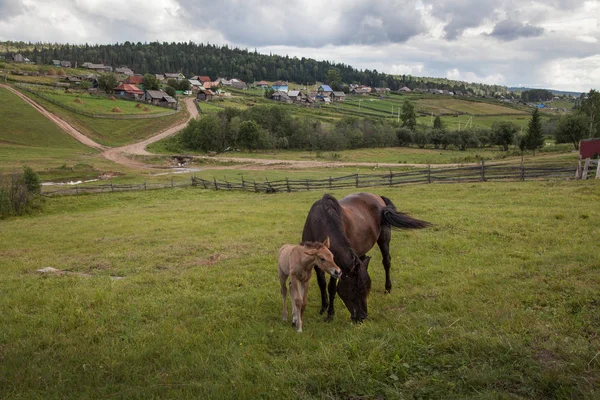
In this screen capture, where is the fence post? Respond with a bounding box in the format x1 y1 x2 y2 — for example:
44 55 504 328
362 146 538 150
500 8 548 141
389 170 393 186
111 182 114 192
144 181 147 190
214 177 218 190
286 178 291 193
254 181 257 193
520 157 525 181
75 185 79 195
241 176 246 191
575 155 582 179
480 160 486 182
329 176 332 189
427 164 431 183
306 179 310 191
355 174 359 188
191 175 194 187
596 160 600 179
582 158 591 180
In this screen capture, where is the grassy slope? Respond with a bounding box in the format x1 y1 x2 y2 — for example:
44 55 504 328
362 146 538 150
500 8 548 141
1 181 599 398
0 87 99 174
24 91 189 147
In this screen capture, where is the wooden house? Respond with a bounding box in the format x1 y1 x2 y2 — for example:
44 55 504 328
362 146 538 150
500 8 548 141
332 91 346 102
114 83 144 99
196 88 215 101
270 91 292 103
272 81 288 92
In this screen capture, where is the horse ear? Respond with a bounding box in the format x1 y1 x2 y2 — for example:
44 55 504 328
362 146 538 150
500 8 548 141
323 236 330 248
305 249 317 256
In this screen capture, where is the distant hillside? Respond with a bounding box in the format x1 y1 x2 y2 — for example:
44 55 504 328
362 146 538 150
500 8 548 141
508 87 582 97
2 40 507 95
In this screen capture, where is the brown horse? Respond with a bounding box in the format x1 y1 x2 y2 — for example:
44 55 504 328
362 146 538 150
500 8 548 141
278 238 342 332
302 192 430 322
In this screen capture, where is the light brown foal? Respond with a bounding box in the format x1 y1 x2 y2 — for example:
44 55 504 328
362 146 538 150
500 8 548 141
278 237 342 332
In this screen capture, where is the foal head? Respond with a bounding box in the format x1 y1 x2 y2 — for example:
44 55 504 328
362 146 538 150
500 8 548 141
303 237 342 279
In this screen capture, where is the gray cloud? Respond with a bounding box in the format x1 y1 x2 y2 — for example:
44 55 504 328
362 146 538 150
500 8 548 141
0 0 25 20
424 0 497 40
487 19 544 41
176 0 426 47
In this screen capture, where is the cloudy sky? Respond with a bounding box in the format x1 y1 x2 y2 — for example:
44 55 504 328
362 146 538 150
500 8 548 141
1 0 599 92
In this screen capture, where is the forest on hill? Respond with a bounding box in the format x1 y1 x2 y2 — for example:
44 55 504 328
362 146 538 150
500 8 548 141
2 40 507 95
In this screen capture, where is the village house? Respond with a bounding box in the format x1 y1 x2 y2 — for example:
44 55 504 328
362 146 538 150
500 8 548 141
164 72 185 81
192 76 211 85
52 60 61 67
230 78 247 90
124 75 144 87
114 83 144 99
142 90 177 108
255 80 269 89
352 85 372 95
398 86 411 93
287 90 303 102
196 88 215 101
188 79 203 91
60 61 71 68
317 85 333 98
374 87 391 94
270 91 292 103
13 54 31 63
155 74 165 82
115 67 134 76
332 91 346 102
272 81 289 92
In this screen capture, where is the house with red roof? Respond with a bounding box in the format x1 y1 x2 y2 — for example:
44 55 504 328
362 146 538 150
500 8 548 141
114 83 144 99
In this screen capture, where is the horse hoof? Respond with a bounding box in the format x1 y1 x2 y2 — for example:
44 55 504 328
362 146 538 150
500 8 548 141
384 289 391 294
319 307 328 315
324 315 334 322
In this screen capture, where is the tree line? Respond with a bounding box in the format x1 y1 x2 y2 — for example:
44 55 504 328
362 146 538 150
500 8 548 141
172 102 553 154
6 40 507 95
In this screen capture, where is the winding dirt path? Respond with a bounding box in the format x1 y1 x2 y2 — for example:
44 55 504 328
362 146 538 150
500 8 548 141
101 97 199 169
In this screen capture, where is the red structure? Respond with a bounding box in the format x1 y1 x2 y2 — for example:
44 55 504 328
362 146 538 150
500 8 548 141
580 138 600 159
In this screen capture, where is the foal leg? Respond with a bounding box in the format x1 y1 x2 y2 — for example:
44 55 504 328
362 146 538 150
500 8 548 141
314 266 328 315
279 270 288 321
291 279 304 332
377 226 393 293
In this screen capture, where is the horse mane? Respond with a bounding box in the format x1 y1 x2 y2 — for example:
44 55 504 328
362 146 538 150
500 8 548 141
318 194 358 263
299 241 324 249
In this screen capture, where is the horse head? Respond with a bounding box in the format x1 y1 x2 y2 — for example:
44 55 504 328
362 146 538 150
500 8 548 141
305 237 342 279
337 255 372 322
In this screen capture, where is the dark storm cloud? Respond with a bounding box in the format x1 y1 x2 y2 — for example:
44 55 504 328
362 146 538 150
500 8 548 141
176 0 426 47
487 19 544 41
0 0 25 20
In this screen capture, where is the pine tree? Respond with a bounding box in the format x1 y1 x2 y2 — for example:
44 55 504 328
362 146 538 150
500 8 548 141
524 108 544 154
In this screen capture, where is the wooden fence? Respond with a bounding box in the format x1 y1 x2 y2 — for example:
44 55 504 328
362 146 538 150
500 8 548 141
14 83 180 119
42 159 583 196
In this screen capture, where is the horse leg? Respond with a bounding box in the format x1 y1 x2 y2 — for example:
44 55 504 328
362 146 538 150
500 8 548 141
290 278 299 327
279 270 288 322
293 280 304 333
377 226 393 293
314 266 328 315
326 276 337 321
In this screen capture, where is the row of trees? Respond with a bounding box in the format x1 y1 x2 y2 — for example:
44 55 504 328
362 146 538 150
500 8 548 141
8 41 508 95
554 89 600 150
175 103 552 154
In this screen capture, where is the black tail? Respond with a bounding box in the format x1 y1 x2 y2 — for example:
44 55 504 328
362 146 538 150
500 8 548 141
381 195 431 229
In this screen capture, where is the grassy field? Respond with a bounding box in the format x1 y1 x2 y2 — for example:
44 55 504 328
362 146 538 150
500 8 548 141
24 85 168 115
23 91 189 147
0 87 109 177
1 181 599 398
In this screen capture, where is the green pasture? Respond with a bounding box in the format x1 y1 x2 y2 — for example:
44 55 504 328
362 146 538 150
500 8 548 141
23 92 188 147
1 181 599 399
26 86 168 115
0 87 106 176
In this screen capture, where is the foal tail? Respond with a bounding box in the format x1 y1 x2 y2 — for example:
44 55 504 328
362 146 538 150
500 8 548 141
380 195 431 229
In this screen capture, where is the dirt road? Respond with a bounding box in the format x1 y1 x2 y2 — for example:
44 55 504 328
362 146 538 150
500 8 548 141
102 97 199 169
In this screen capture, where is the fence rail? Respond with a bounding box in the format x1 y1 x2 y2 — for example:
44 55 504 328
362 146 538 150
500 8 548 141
14 83 180 119
41 160 587 196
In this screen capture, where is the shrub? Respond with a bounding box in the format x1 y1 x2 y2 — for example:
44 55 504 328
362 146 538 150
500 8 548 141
0 166 43 219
